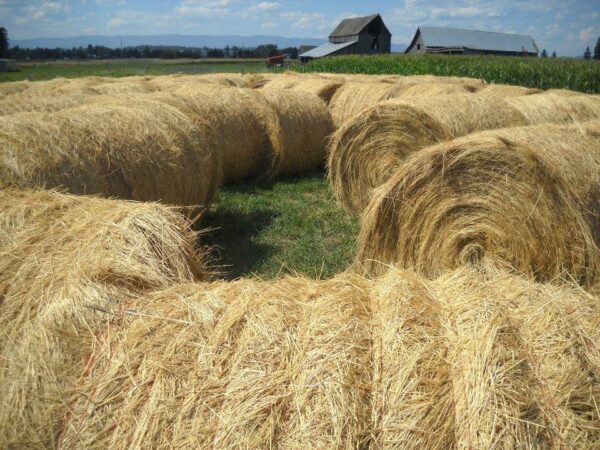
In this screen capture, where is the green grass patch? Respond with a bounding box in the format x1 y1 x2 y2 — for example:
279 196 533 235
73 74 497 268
299 54 600 94
0 58 268 83
201 172 358 280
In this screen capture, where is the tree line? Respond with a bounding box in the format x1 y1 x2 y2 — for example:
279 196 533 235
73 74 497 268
0 27 298 60
7 43 299 60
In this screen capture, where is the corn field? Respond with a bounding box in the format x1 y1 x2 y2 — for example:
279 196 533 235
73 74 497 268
299 54 600 94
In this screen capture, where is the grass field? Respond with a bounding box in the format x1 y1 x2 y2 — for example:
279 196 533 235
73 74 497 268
202 172 358 280
299 54 600 94
0 58 269 82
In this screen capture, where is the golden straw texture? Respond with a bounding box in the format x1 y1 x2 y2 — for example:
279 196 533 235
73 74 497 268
16 265 596 449
357 122 600 284
0 189 208 449
328 95 527 213
260 88 334 177
0 99 221 206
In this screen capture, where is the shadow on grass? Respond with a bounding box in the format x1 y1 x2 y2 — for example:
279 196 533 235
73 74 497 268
200 208 278 280
223 170 326 195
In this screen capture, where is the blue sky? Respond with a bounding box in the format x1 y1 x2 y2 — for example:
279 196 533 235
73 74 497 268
1 0 599 56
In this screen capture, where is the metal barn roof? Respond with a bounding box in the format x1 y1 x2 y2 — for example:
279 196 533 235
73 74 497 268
329 14 380 37
299 40 357 58
416 26 538 53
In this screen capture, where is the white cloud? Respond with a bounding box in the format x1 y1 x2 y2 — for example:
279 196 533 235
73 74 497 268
175 0 233 17
249 2 280 13
15 1 73 23
93 0 126 4
431 6 501 19
281 11 326 30
107 16 127 28
261 21 276 29
579 26 597 42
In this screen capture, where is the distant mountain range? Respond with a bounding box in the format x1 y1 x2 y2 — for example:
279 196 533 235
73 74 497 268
12 34 407 53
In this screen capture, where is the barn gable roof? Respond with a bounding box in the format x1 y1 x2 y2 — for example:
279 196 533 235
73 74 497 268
408 26 538 53
299 40 357 59
329 14 385 38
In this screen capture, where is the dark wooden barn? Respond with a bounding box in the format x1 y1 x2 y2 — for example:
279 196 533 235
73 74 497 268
299 14 391 63
405 26 538 57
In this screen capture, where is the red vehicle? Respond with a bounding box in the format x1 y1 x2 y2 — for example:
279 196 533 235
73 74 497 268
266 54 285 68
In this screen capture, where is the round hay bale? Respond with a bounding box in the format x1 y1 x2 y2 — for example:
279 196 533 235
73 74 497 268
476 83 543 97
0 91 89 116
507 94 600 125
357 122 600 284
13 265 599 449
0 80 30 99
372 264 600 448
0 76 159 116
0 189 208 448
262 75 344 104
0 100 221 206
165 86 275 182
259 88 334 177
396 75 486 90
328 81 403 126
395 81 478 97
544 88 585 96
328 95 527 213
148 73 250 91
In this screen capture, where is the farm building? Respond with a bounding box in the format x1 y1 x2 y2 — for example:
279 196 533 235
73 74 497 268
405 26 538 56
299 14 391 63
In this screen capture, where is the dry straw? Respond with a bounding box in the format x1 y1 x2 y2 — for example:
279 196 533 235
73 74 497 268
357 121 600 284
261 73 345 104
507 93 600 124
0 189 207 449
476 83 543 97
147 73 265 91
328 81 404 126
328 95 527 213
259 88 334 177
394 81 478 97
23 264 599 449
98 86 275 182
0 76 155 116
0 98 221 206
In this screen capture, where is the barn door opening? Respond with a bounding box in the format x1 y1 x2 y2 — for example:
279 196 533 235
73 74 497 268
371 35 379 51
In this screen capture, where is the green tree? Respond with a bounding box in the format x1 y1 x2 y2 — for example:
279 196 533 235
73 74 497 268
0 27 9 58
541 48 548 58
594 37 600 60
584 46 592 59
551 50 557 58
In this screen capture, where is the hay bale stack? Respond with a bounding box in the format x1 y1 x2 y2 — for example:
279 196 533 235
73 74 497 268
328 95 527 213
395 81 478 97
357 122 600 284
328 81 403 126
157 86 275 182
87 77 157 95
545 88 586 96
23 266 599 449
0 76 158 116
507 93 600 124
476 83 543 97
147 73 257 91
261 74 345 104
371 265 600 448
0 99 221 206
1 91 89 116
259 88 334 177
0 189 207 449
0 80 30 98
